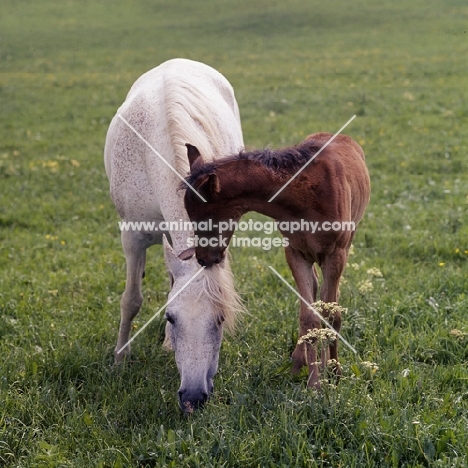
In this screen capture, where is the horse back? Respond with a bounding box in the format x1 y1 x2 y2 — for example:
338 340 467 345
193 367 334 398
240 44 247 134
303 132 370 223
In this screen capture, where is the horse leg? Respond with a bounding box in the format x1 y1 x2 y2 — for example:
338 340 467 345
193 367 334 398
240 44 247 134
311 265 331 373
319 247 347 378
114 229 148 362
285 246 321 389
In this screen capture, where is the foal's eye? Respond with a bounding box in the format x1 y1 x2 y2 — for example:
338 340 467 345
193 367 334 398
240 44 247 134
165 313 175 324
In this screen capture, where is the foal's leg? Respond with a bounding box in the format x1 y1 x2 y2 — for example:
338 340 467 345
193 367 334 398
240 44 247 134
285 246 321 389
114 230 148 362
319 247 348 377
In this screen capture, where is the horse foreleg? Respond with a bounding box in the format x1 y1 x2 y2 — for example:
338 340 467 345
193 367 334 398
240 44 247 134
319 248 347 378
285 246 321 389
114 230 148 362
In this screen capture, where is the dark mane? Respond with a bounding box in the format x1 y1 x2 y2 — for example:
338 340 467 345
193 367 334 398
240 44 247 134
184 140 324 187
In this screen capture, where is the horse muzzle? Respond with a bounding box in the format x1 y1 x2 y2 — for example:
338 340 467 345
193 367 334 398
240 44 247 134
195 247 226 268
178 381 213 415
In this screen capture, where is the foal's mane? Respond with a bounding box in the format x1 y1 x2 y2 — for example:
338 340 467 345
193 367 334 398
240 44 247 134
185 139 324 185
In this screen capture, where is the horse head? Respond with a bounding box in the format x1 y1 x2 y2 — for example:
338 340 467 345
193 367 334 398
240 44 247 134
163 235 230 414
183 144 241 268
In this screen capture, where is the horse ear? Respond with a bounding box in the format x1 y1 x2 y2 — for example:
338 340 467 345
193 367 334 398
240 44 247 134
193 172 220 200
186 143 204 172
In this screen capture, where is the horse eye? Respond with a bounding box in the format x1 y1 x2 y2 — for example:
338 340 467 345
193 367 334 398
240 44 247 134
165 313 175 324
218 315 225 326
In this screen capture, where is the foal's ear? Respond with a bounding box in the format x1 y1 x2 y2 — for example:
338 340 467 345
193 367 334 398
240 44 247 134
193 172 220 200
186 143 204 172
185 143 220 200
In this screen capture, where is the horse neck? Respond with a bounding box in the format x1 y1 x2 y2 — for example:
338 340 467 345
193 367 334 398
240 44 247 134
217 159 290 220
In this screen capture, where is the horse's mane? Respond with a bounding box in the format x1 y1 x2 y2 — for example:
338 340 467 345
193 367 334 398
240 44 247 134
200 256 243 333
162 255 242 350
164 75 226 174
236 140 324 171
160 68 243 351
185 140 324 185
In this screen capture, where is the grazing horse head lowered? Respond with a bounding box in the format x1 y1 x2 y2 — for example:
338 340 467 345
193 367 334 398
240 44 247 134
183 133 370 388
162 236 239 413
104 59 243 413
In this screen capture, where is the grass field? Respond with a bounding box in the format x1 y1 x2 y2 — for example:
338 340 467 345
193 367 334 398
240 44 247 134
1 0 468 466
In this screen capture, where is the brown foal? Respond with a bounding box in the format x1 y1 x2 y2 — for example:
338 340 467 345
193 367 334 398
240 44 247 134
183 133 370 388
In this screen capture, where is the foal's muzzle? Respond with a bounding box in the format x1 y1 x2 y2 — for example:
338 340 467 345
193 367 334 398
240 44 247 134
196 248 225 268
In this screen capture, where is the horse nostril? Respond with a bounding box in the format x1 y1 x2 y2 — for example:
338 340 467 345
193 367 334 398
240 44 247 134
214 257 221 264
197 258 206 267
178 390 209 414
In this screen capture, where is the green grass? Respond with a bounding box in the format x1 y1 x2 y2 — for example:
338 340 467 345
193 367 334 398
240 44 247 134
1 0 468 466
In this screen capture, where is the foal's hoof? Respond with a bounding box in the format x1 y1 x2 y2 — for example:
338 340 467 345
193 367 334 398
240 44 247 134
306 374 322 390
291 347 307 375
291 361 305 376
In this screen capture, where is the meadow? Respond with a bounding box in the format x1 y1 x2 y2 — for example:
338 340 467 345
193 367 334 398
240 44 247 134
1 0 467 466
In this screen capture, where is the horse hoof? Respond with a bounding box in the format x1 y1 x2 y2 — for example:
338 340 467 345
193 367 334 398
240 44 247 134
291 361 305 375
307 375 322 390
291 347 307 374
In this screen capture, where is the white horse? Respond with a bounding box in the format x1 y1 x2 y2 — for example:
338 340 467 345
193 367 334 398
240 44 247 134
104 59 244 413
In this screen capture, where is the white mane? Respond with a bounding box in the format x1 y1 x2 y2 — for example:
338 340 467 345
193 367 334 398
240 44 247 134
162 254 243 352
162 68 244 328
164 76 220 173
201 260 243 333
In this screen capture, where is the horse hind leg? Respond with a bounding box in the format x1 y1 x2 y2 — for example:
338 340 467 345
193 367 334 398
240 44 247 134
114 230 148 362
319 248 347 379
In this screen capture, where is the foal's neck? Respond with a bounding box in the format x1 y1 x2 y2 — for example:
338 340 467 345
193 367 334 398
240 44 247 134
219 159 292 220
